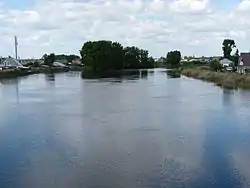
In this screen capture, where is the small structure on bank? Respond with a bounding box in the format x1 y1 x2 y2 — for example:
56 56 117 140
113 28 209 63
0 57 28 69
53 61 66 67
237 53 250 74
219 58 234 71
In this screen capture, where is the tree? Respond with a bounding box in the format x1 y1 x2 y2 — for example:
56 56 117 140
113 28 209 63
33 61 40 67
42 54 48 60
222 39 236 58
166 50 181 68
54 54 80 63
44 53 55 67
233 49 239 67
67 55 80 62
80 40 124 73
210 60 222 71
80 40 154 77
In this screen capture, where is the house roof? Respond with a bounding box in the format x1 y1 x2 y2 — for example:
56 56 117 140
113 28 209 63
219 58 234 64
0 57 23 67
240 53 250 66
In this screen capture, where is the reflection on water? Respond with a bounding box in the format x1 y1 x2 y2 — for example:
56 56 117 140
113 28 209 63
222 89 234 106
0 78 19 85
45 73 55 82
0 69 250 188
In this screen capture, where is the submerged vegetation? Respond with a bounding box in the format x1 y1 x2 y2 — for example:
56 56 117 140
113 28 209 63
80 40 155 78
167 68 182 78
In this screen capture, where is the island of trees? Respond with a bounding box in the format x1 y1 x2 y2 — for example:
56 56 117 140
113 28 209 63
80 40 155 78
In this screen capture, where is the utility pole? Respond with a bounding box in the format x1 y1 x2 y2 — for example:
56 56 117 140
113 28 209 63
14 36 18 59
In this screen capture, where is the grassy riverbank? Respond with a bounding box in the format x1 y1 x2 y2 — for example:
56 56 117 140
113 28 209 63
182 68 250 89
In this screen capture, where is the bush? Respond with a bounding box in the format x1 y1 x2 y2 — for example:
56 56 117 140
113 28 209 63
210 60 222 71
167 68 181 78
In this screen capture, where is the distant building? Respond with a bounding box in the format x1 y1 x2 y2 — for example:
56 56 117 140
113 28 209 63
20 59 43 66
237 53 250 74
219 58 234 71
219 58 234 67
155 57 166 67
0 57 28 69
53 62 66 67
71 59 82 66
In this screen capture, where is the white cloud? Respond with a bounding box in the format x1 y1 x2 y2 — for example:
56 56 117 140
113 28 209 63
237 0 250 12
0 0 250 58
169 0 210 14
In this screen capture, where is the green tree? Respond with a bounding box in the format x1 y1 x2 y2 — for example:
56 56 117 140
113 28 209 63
123 47 154 69
166 50 181 68
80 40 154 78
233 49 239 67
44 53 55 67
124 46 140 69
33 61 40 67
80 40 124 73
42 54 48 60
222 39 236 58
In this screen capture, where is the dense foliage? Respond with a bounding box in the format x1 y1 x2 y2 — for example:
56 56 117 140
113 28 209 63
166 50 181 68
42 54 80 64
210 60 222 71
80 40 154 77
44 53 55 67
123 46 154 69
233 49 239 67
54 54 80 62
222 39 236 58
222 39 239 72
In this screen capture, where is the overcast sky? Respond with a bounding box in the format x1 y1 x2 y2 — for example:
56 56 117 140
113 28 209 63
0 0 250 58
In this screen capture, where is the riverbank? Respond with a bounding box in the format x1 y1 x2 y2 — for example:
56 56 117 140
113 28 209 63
0 66 82 79
182 68 250 89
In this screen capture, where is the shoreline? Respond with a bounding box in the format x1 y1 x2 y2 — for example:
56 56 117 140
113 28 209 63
182 68 250 90
0 66 82 79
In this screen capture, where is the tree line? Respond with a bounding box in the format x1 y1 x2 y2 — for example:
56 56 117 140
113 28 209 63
164 38 241 72
43 53 80 66
42 38 241 75
80 40 155 76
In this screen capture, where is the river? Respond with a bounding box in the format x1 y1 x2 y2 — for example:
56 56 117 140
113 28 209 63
0 69 250 188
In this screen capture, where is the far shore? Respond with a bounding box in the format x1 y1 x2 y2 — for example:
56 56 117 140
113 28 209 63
0 66 82 79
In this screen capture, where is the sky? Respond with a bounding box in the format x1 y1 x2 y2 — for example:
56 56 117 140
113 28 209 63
0 0 250 58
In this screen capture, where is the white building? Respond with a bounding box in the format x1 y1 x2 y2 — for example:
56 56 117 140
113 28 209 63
219 58 234 71
219 58 234 67
0 57 28 69
53 62 66 67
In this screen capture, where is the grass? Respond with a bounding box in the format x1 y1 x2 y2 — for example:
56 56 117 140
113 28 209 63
182 68 250 90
